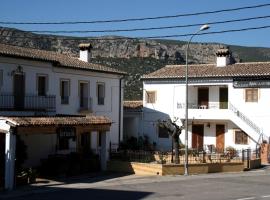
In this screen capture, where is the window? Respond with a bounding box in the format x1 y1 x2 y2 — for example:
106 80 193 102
79 81 89 109
146 91 156 104
158 126 169 138
60 79 70 104
245 88 258 102
37 75 48 96
97 83 105 105
58 127 76 150
235 130 248 145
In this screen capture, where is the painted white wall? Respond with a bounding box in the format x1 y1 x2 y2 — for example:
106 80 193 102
142 79 269 150
0 56 123 145
0 56 123 167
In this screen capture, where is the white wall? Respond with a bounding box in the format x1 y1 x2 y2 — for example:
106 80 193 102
142 79 268 150
0 56 123 147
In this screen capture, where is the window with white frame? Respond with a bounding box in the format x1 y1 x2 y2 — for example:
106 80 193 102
146 91 156 104
97 82 105 105
245 88 258 102
60 79 70 104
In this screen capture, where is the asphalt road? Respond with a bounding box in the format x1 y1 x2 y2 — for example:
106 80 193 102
5 167 270 200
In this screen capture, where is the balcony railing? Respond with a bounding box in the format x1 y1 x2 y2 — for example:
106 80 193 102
0 93 56 111
79 97 92 112
177 102 228 109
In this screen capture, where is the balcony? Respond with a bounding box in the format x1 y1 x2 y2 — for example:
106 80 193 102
78 97 93 113
177 102 230 120
0 93 56 112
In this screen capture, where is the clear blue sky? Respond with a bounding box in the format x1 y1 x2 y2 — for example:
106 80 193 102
1 0 270 47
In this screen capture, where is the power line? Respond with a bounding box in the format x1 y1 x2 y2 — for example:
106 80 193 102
25 15 270 34
0 25 269 41
145 25 270 39
0 3 270 25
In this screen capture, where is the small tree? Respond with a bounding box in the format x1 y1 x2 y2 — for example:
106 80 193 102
158 118 184 164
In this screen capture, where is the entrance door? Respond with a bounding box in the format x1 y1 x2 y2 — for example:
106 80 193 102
216 124 225 151
13 74 25 110
219 88 228 109
0 134 5 188
80 132 91 153
192 124 204 150
198 88 209 108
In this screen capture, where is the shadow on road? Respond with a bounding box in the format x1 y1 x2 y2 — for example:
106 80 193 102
12 187 153 200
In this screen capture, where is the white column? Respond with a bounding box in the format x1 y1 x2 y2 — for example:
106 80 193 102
5 128 16 190
100 132 107 171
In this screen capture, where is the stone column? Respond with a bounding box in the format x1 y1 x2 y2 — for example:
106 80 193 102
5 127 16 190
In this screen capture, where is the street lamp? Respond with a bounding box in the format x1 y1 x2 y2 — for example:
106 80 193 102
184 24 210 176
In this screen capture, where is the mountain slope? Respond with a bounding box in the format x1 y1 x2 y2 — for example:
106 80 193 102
1 27 270 100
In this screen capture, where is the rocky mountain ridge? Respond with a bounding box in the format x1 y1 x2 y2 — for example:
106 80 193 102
1 27 270 100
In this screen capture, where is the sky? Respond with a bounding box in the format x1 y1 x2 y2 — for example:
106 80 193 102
0 0 270 47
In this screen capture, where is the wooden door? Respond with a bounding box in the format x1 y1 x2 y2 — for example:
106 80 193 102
216 125 225 151
80 132 91 153
198 88 209 108
192 124 204 150
13 74 25 110
219 88 228 109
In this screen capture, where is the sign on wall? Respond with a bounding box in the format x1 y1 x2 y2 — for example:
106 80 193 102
233 80 270 88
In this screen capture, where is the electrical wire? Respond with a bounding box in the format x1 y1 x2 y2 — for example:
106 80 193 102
0 25 270 41
23 15 270 33
0 3 269 25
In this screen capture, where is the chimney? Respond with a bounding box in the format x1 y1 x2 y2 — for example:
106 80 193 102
79 43 93 62
216 48 231 67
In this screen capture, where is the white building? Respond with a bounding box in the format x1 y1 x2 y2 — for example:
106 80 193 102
141 49 270 151
0 43 126 190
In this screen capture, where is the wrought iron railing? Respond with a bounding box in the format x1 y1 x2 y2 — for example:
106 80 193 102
0 93 56 111
177 102 227 109
109 148 258 164
229 103 261 134
79 97 92 111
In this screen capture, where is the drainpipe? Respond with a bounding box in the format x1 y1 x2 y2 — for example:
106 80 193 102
118 76 124 146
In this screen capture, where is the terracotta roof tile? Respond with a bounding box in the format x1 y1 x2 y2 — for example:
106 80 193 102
141 62 270 80
124 101 143 111
0 43 126 75
3 115 111 127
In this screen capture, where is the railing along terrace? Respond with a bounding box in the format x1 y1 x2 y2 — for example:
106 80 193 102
0 93 56 111
109 148 255 164
177 102 226 109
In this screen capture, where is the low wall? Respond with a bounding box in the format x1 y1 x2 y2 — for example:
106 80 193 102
107 161 162 175
261 144 270 164
244 159 261 169
107 160 245 176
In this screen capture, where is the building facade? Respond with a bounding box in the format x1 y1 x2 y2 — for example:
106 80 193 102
0 43 126 190
141 49 270 151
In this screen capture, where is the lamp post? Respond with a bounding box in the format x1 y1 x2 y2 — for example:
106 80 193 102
184 24 209 176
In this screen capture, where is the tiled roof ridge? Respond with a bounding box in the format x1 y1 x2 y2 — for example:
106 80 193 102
0 43 126 75
165 61 270 68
